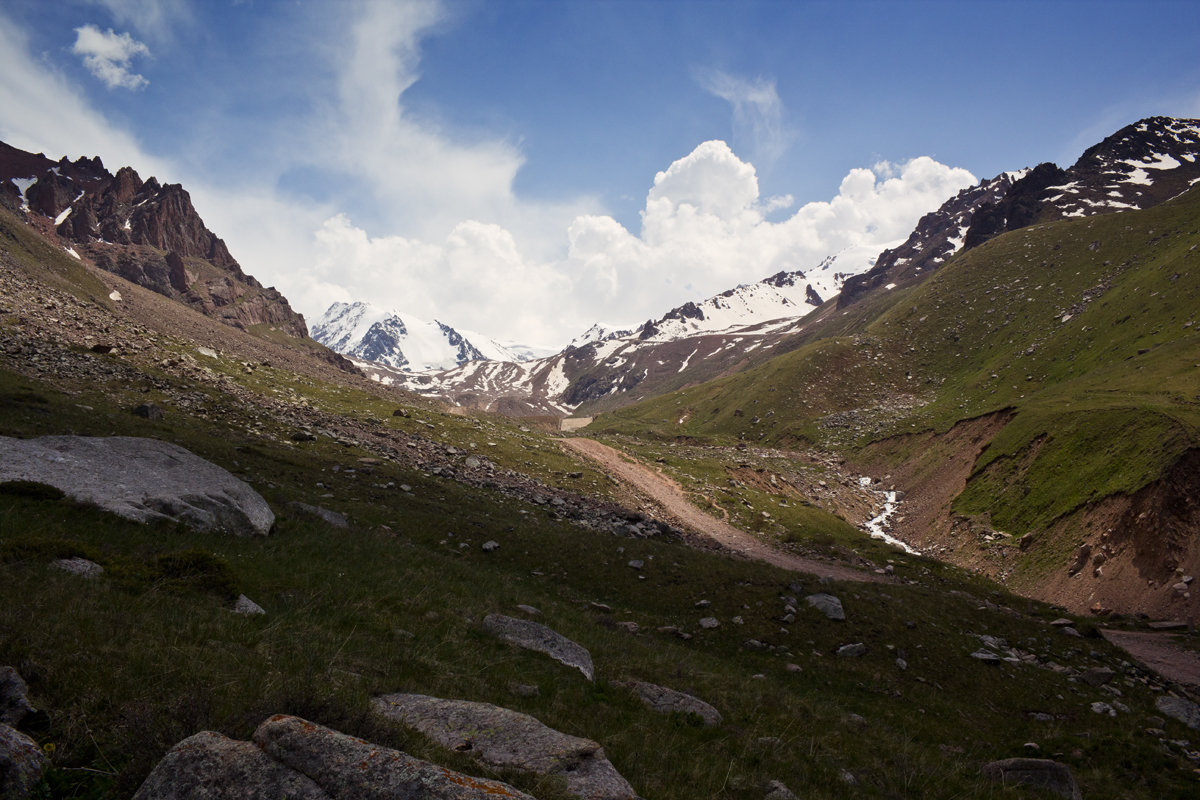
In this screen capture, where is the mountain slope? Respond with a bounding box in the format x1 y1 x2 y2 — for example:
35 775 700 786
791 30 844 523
591 182 1200 618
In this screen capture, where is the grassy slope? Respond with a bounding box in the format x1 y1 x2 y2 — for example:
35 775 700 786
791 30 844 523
2 368 1198 799
591 188 1200 538
1 239 1198 797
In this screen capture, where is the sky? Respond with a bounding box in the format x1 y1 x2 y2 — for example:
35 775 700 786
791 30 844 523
1 0 1199 348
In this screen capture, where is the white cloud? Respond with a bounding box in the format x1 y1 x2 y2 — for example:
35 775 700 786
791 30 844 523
315 141 975 345
0 20 162 171
72 25 150 90
1 3 976 350
697 68 793 170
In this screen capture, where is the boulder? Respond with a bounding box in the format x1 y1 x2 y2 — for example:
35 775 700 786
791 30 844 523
763 779 799 800
1156 694 1200 730
372 694 638 800
619 680 722 726
0 724 47 800
0 436 273 536
482 614 594 680
254 714 533 799
980 757 1081 799
287 502 349 529
234 595 266 616
0 668 36 727
133 717 533 800
132 730 330 800
49 557 104 579
805 593 845 621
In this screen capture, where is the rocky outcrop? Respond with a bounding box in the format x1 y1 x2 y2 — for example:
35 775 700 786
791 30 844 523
0 436 274 536
0 141 309 338
482 613 595 680
133 716 532 799
372 694 640 800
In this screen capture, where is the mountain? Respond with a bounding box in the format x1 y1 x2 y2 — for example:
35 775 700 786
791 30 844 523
840 116 1200 309
590 160 1200 619
352 172 1033 416
0 142 310 339
310 300 548 373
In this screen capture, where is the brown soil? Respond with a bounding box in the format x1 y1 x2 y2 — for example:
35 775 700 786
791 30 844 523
561 437 887 583
1100 629 1200 690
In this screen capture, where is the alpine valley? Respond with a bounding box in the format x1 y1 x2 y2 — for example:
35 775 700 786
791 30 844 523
2 117 1200 800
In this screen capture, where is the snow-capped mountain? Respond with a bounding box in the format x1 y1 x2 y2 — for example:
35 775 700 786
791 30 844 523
634 242 882 342
335 117 1200 417
311 301 539 373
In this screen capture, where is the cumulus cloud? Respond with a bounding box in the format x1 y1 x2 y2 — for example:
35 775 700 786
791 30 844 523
697 68 793 170
314 140 975 344
72 25 150 90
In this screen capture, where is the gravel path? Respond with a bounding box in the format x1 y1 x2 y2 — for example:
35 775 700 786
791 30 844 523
561 437 887 583
1101 629 1200 690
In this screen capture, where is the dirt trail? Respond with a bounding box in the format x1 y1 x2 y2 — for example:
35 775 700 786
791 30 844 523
561 437 886 583
1100 629 1200 690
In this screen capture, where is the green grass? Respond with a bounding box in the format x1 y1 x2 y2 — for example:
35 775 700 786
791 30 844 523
1 360 1198 799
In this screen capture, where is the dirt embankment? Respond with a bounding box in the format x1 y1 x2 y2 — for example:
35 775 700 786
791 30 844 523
855 412 1200 621
561 437 887 583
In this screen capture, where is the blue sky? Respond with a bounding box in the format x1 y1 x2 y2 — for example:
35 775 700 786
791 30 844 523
1 0 1198 346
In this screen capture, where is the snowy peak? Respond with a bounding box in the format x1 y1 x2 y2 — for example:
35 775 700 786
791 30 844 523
1044 116 1200 219
311 301 533 373
634 244 881 343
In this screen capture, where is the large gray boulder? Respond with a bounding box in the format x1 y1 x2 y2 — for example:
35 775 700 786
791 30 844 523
619 680 722 726
482 614 594 680
0 668 36 727
1156 694 1200 730
132 716 533 800
980 758 1082 800
253 715 533 799
372 693 639 800
0 723 47 799
805 593 845 621
0 436 273 536
132 730 331 800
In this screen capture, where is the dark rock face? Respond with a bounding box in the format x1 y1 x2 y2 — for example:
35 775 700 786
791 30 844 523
962 162 1068 249
0 141 308 338
839 117 1200 310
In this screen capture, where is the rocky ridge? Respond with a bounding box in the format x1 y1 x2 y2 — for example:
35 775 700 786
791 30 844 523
0 141 309 338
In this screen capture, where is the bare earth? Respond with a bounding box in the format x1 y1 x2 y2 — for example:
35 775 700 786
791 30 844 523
561 437 886 583
1100 629 1200 690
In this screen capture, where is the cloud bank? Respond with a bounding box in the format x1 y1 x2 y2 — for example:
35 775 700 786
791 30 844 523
308 141 975 345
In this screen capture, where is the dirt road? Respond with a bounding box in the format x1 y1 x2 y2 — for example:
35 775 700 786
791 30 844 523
561 437 886 583
1101 629 1200 690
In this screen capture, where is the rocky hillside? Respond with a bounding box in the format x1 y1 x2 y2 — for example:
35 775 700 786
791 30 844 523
840 116 1200 309
0 141 309 338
